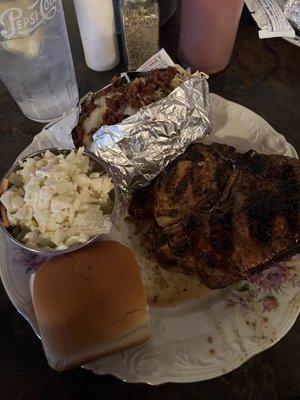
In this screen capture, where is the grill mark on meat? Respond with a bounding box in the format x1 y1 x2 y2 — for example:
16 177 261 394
207 208 234 268
191 171 205 198
245 190 276 245
197 168 239 216
173 170 191 199
214 159 229 192
279 164 299 234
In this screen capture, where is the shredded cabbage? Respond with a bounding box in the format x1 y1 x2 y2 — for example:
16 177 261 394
0 148 114 250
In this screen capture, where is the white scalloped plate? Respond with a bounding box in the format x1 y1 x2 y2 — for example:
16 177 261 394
0 94 299 384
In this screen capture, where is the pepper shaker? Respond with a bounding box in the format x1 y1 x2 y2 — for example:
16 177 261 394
73 0 120 71
119 0 160 70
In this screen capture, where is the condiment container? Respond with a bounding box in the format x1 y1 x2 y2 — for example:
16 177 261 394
113 0 177 31
179 0 244 74
73 0 120 71
119 0 160 70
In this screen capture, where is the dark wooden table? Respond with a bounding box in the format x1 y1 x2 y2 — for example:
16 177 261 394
0 2 299 399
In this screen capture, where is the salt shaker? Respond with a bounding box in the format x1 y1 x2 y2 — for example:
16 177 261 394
73 0 120 71
119 0 160 70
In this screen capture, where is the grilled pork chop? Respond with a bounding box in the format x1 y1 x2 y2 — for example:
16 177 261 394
129 143 300 289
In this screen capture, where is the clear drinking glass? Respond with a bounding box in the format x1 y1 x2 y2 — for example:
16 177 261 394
0 0 79 122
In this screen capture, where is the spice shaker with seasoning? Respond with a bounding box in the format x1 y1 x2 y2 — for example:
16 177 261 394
120 0 160 70
73 0 119 71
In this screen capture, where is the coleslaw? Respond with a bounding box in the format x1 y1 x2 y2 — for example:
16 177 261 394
0 148 114 250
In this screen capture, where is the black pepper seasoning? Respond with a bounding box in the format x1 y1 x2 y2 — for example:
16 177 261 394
120 0 160 70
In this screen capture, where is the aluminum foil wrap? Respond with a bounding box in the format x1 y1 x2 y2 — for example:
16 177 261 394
88 74 211 192
278 0 300 32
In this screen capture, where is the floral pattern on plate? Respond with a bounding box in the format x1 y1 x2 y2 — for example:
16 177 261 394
226 264 299 312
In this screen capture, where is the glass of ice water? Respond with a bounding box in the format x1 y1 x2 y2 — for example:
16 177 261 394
0 0 79 122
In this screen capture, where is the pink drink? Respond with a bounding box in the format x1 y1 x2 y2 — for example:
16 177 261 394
179 0 244 74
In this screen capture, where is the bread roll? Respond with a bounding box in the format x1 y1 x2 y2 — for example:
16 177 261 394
30 241 152 371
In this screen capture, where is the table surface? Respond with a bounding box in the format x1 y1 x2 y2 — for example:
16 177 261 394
0 2 299 399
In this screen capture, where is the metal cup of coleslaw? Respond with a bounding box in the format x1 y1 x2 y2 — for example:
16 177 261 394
0 148 118 256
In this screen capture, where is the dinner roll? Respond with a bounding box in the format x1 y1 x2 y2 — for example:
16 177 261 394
30 241 152 371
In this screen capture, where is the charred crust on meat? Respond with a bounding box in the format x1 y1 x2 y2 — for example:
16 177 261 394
173 171 191 199
235 151 267 174
280 164 299 233
210 209 234 256
129 143 300 289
